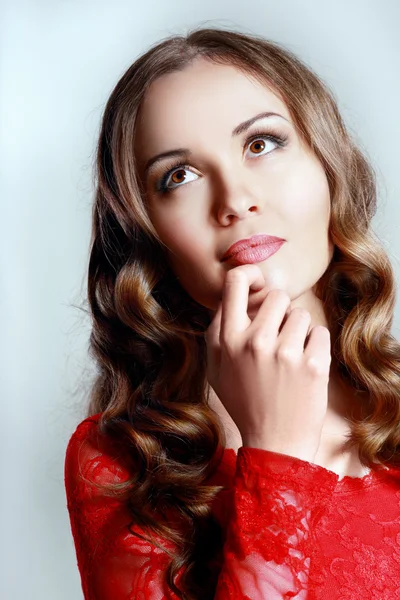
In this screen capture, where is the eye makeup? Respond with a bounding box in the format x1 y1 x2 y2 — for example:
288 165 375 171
153 126 289 195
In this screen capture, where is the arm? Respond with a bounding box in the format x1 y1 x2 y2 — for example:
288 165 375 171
217 446 338 598
64 418 338 599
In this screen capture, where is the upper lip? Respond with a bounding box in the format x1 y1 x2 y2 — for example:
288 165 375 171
221 234 285 262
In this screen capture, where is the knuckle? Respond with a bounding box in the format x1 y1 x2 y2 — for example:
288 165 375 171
305 356 328 376
276 344 298 364
248 334 270 353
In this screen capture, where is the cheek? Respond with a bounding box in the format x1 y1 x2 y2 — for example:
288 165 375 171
153 212 204 264
279 162 330 224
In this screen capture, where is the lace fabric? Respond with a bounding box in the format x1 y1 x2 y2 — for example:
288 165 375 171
64 413 400 599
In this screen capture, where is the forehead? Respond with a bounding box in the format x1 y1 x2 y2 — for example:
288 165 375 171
134 58 291 158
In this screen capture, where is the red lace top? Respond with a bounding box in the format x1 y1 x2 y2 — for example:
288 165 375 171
64 413 400 599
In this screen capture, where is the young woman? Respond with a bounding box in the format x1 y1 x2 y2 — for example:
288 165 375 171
64 27 400 599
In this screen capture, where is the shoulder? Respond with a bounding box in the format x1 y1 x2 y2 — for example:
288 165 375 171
64 412 131 502
64 412 103 467
66 412 103 445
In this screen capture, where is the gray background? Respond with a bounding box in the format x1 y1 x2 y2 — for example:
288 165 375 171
2 0 399 598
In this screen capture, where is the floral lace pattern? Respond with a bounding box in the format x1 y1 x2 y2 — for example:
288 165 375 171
64 414 400 599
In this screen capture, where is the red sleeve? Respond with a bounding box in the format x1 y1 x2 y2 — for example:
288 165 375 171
64 416 338 599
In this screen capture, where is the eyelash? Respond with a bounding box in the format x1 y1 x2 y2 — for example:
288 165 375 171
155 128 289 195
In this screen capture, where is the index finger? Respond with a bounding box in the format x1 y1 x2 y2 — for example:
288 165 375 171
221 264 266 338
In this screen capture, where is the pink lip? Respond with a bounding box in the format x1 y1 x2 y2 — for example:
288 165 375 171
221 234 285 262
225 241 285 266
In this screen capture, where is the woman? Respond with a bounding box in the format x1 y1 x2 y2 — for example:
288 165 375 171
64 27 400 599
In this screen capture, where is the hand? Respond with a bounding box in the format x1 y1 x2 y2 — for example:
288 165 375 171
205 264 331 462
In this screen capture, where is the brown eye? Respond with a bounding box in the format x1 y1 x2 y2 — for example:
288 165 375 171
249 139 266 154
157 164 198 193
171 169 187 184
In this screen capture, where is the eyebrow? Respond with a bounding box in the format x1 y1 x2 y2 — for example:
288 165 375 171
143 111 289 177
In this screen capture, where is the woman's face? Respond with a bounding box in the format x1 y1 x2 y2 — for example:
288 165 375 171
134 57 334 315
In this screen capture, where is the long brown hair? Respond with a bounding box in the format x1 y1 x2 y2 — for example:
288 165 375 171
80 26 400 599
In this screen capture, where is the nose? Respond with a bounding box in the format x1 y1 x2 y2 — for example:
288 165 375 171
215 175 263 225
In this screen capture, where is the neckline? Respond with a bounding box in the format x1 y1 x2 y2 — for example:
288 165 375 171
222 447 393 494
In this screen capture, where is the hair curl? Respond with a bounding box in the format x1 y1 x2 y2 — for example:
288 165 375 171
80 26 400 599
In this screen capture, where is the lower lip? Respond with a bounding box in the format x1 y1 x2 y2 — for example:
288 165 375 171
226 241 285 265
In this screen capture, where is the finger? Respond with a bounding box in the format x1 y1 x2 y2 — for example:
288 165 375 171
276 308 312 354
304 326 332 371
248 289 292 340
221 264 265 338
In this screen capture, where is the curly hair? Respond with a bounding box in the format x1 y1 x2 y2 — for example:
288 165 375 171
80 26 400 599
